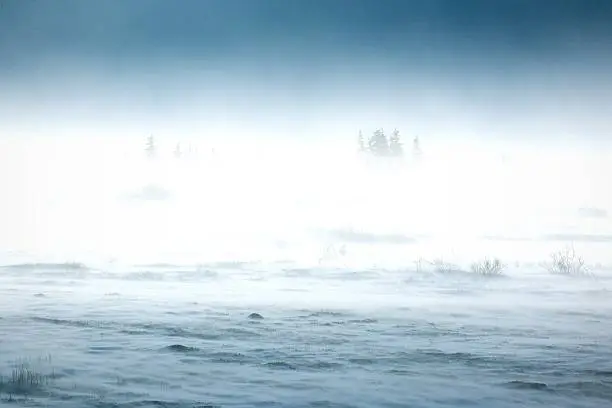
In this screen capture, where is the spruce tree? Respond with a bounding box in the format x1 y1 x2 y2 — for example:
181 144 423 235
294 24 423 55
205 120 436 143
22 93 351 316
368 128 389 157
389 129 403 157
145 135 155 158
367 131 376 152
412 135 422 161
357 130 366 152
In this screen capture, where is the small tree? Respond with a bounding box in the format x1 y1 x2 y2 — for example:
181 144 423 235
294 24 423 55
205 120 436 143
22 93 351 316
173 143 182 158
412 135 422 161
357 130 366 153
368 128 389 157
389 129 403 157
145 135 156 158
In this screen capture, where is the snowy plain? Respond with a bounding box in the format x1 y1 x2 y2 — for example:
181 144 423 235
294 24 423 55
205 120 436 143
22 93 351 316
1 137 611 407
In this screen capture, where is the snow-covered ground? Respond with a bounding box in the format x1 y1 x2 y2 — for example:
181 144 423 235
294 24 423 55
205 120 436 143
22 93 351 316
1 138 611 407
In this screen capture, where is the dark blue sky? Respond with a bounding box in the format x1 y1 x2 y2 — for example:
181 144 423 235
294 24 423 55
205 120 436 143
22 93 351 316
2 0 611 70
1 0 611 141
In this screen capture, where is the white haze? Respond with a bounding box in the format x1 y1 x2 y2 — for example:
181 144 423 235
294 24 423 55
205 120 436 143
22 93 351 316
1 131 611 270
2 110 612 408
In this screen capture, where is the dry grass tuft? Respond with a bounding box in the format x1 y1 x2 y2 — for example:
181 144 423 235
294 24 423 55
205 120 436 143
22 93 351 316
470 257 505 276
0 356 55 397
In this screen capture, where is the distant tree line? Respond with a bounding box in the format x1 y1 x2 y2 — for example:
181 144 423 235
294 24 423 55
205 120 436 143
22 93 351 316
145 135 156 158
358 128 404 157
143 135 196 159
358 129 422 160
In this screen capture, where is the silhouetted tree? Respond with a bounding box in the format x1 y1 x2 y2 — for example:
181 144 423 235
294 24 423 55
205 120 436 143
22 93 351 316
412 135 422 161
145 135 156 158
389 129 403 157
173 143 182 158
357 130 366 152
368 128 389 156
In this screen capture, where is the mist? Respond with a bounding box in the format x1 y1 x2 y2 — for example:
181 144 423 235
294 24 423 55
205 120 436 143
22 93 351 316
1 64 612 266
2 1 612 407
2 121 611 267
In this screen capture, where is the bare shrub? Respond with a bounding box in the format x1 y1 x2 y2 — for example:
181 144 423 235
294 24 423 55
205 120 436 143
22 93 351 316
414 258 424 273
318 244 347 265
470 257 505 276
545 246 589 276
428 258 459 274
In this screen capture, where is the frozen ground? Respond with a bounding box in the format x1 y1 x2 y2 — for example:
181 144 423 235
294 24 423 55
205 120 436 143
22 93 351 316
1 138 611 407
1 259 611 407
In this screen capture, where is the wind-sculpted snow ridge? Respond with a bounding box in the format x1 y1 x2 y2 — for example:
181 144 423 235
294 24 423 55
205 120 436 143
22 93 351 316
122 183 173 201
577 207 609 219
1 288 611 407
1 262 90 271
2 252 611 284
543 233 612 243
1 245 612 406
323 228 419 245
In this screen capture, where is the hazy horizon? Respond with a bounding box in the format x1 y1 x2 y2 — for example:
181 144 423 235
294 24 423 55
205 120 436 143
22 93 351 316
1 0 612 146
2 0 612 262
